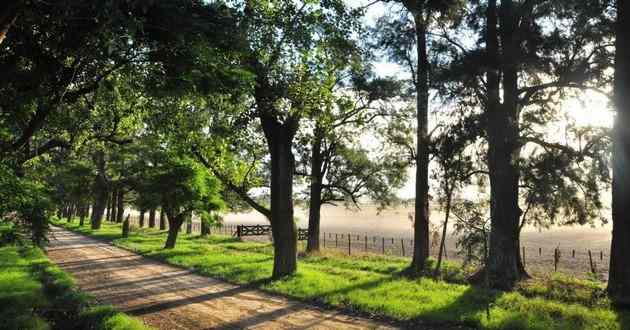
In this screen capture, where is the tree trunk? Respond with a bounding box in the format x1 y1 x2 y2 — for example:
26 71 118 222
609 0 630 306
201 216 211 236
262 117 298 278
79 203 87 226
122 216 130 238
409 6 431 274
306 128 324 253
159 210 166 230
105 194 111 222
90 151 107 230
482 0 527 290
435 192 452 276
116 188 124 223
149 208 156 228
139 209 145 227
164 211 185 249
109 188 117 222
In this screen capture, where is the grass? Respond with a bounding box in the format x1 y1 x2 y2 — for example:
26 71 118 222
0 223 151 330
54 219 630 330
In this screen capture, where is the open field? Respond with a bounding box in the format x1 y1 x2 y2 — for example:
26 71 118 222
53 219 630 330
224 205 613 279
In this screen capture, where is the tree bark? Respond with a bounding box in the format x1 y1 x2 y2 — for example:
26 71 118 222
164 210 185 249
90 151 108 230
262 117 298 278
483 0 527 290
122 216 130 238
201 216 211 236
116 187 124 223
139 209 145 227
79 203 87 226
105 194 111 222
306 128 324 253
149 208 156 228
159 210 166 230
435 191 452 275
109 188 117 222
609 0 630 306
409 5 431 274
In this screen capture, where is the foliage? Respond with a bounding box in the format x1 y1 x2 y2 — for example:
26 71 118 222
148 156 224 219
0 164 53 246
451 199 491 267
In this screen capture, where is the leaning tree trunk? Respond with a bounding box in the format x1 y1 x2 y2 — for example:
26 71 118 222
90 151 108 230
306 129 324 253
149 208 156 228
409 7 431 274
609 0 630 306
164 210 185 249
116 188 124 223
482 0 527 290
263 118 298 278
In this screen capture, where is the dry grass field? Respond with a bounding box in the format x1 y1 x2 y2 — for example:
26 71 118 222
222 205 613 280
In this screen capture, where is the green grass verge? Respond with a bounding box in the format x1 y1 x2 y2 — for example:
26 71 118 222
53 219 630 330
0 223 151 330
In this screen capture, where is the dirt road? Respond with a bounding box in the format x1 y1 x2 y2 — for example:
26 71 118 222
46 227 397 330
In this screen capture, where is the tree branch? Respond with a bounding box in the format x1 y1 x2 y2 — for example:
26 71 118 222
191 146 272 220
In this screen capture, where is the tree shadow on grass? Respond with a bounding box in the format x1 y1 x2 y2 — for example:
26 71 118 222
614 307 630 330
405 285 498 329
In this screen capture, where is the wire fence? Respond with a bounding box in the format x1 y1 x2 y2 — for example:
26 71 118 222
114 212 609 278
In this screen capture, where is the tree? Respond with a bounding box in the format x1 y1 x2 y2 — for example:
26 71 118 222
374 0 463 274
441 0 612 289
292 60 407 253
609 0 630 306
237 0 362 277
430 115 478 275
147 157 224 249
90 151 108 230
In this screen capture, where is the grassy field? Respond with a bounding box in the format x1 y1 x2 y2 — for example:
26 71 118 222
53 219 630 330
0 223 150 330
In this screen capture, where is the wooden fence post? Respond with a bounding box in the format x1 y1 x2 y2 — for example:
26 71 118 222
364 236 368 252
323 232 326 248
336 234 338 248
401 239 405 257
600 251 603 261
522 247 526 267
539 247 542 256
348 234 351 255
588 250 597 273
382 237 385 254
572 249 575 258
553 248 559 272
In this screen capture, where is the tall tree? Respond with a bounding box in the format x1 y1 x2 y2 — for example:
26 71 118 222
609 0 630 306
375 0 462 274
294 72 407 253
194 0 361 277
